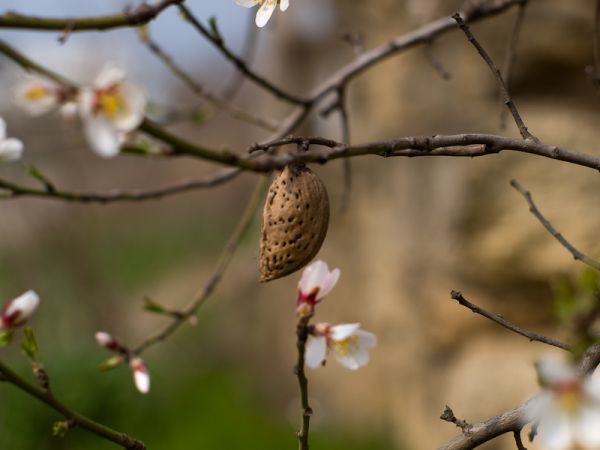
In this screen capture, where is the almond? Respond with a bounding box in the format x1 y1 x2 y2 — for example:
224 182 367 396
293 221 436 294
259 164 330 282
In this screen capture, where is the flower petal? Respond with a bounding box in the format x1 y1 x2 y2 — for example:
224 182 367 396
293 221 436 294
317 268 340 300
255 1 276 27
575 405 600 448
357 330 377 348
538 410 574 450
0 117 6 141
279 0 289 11
537 357 577 386
84 118 122 158
330 323 360 341
94 63 126 90
353 348 370 367
334 353 360 370
0 138 24 162
110 82 146 131
78 89 95 119
235 0 259 7
305 336 327 369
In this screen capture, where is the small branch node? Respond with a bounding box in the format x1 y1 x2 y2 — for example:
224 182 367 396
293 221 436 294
440 405 472 434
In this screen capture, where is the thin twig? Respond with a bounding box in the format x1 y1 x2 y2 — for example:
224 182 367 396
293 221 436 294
0 360 145 449
0 0 181 31
499 1 528 129
177 5 308 106
138 28 278 132
452 12 536 140
450 290 571 351
424 41 452 80
514 428 528 450
132 176 267 355
510 179 600 271
295 315 313 450
336 87 353 213
588 0 600 88
0 168 241 203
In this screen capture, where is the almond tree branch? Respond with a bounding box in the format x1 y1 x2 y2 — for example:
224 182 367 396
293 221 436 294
450 290 571 351
131 176 267 355
510 179 600 271
0 0 182 31
0 168 241 204
452 12 536 140
244 134 600 173
177 5 308 106
0 359 145 449
438 343 600 450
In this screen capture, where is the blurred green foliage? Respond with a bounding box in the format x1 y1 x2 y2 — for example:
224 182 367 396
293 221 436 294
0 199 394 450
0 349 394 450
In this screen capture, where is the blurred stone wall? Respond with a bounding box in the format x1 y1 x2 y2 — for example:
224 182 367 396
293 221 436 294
253 0 600 449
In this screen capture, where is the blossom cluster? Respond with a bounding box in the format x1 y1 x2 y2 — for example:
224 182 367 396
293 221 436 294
13 63 146 159
95 331 150 394
296 261 376 370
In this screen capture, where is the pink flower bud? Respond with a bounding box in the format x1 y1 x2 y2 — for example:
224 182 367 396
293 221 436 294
130 357 150 394
94 331 121 351
296 261 340 315
0 290 40 329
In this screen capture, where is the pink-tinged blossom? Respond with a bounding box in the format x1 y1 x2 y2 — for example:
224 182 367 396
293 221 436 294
0 290 40 330
524 357 600 450
78 63 146 158
296 260 340 316
130 357 150 394
0 117 24 162
234 0 289 27
305 323 376 370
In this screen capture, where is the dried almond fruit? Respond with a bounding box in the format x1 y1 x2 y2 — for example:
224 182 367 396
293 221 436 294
259 164 330 282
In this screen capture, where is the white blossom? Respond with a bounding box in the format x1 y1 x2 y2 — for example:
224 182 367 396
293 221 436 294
296 260 340 316
525 357 600 450
305 323 376 370
0 117 24 162
14 78 61 116
0 290 40 329
235 0 289 27
78 63 146 158
130 357 150 394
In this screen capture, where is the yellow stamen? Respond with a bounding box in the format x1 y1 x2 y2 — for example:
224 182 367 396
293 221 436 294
333 335 359 357
97 91 123 118
25 84 49 101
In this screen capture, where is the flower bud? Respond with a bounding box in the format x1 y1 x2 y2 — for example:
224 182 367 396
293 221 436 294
130 357 150 394
0 290 40 330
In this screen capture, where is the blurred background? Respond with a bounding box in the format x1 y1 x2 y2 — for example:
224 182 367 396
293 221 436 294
1 0 600 449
